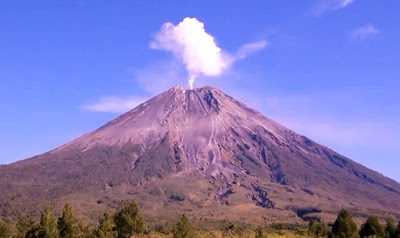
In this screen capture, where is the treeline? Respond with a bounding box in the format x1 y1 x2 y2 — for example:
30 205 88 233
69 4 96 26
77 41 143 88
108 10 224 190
0 202 400 238
0 200 145 238
305 209 400 238
0 200 193 238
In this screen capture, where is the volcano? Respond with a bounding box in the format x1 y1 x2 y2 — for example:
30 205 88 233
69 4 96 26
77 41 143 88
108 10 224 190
1 85 399 224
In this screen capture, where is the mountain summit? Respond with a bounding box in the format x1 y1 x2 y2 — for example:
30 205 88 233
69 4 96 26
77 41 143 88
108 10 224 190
1 85 399 223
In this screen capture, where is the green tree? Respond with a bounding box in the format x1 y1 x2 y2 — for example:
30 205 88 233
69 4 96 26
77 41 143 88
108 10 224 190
0 218 10 238
255 226 267 238
330 209 358 238
309 220 318 237
58 203 80 238
317 221 330 237
113 200 145 238
360 216 384 238
97 211 117 238
385 217 396 238
81 225 97 238
309 220 330 237
173 214 194 238
395 221 400 238
38 204 59 238
15 217 39 238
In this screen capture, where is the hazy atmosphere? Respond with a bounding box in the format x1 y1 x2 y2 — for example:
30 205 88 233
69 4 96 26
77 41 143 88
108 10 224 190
1 0 400 185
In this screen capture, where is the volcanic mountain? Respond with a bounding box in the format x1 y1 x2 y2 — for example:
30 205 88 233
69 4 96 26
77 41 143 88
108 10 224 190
1 85 399 224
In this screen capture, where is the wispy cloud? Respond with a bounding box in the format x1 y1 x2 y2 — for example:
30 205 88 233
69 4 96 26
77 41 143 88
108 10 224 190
351 24 380 39
340 0 355 8
313 0 356 15
82 96 147 113
235 40 269 60
82 60 185 113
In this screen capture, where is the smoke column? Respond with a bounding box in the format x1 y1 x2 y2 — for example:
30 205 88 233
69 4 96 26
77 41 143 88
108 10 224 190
151 17 268 89
150 17 231 89
188 75 196 90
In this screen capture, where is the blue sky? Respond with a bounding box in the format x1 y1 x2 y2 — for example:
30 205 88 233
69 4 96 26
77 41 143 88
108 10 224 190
1 0 399 182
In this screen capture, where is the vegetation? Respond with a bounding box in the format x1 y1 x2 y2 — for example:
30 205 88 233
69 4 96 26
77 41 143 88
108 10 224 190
330 209 358 238
38 205 59 238
308 220 330 237
1 203 400 238
255 226 267 238
172 214 194 238
385 217 396 238
359 216 384 238
396 220 400 238
15 217 39 238
113 200 146 238
0 218 10 238
96 211 117 238
57 203 80 238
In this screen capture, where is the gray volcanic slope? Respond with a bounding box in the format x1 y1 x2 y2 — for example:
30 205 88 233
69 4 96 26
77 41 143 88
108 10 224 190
1 85 399 224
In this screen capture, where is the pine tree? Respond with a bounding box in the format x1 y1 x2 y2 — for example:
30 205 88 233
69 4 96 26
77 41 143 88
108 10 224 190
385 217 396 238
15 217 39 238
113 200 145 238
81 225 97 238
0 218 10 238
173 214 194 238
330 209 358 238
58 203 80 238
97 211 117 238
360 216 384 238
38 204 59 238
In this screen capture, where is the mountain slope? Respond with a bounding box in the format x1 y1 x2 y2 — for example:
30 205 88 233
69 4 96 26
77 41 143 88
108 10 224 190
1 85 399 224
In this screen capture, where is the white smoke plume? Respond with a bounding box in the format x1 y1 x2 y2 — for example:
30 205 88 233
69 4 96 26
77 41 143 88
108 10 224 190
151 17 267 89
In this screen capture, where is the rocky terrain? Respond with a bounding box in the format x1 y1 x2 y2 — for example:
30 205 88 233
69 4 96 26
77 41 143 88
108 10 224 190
1 85 399 224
